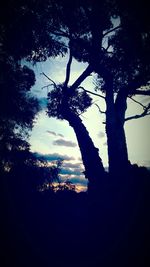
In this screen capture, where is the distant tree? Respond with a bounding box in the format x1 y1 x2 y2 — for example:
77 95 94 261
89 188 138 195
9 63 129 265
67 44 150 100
56 180 76 192
0 2 40 195
0 50 39 172
36 159 63 192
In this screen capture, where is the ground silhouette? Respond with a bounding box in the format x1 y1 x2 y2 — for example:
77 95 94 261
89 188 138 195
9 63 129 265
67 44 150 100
1 164 150 267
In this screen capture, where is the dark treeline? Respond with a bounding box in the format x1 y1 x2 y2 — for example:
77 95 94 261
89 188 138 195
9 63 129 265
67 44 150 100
1 163 150 267
0 0 150 266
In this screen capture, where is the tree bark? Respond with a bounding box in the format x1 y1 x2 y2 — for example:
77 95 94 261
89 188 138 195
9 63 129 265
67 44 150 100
105 80 118 174
115 88 129 170
105 83 129 176
63 108 106 187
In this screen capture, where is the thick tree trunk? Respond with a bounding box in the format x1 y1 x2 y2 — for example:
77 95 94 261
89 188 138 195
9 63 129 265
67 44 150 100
105 81 118 174
106 84 129 176
115 88 129 171
63 108 105 187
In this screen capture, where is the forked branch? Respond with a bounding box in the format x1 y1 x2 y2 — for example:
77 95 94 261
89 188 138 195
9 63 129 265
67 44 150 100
102 25 121 37
128 96 147 109
125 103 150 122
40 72 57 89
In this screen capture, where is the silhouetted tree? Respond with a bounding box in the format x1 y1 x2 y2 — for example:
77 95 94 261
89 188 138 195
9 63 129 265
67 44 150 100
2 0 150 185
0 1 108 187
56 180 76 192
95 0 150 174
46 0 150 176
0 51 39 172
46 72 105 187
41 0 114 186
57 0 150 175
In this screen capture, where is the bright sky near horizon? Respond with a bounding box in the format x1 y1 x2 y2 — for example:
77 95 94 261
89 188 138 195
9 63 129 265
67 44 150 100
26 55 150 191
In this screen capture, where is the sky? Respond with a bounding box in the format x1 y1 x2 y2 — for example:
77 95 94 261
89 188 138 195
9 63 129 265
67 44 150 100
26 55 150 192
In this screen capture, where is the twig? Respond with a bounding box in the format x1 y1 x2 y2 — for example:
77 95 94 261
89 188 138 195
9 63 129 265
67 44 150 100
78 86 105 99
125 103 150 121
102 25 121 37
128 96 147 109
95 103 106 114
42 84 53 94
50 30 69 38
40 72 57 89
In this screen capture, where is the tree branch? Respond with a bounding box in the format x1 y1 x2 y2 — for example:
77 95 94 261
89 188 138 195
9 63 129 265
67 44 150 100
78 86 105 99
70 65 93 91
128 96 147 109
102 25 121 37
125 103 150 122
134 89 150 96
95 103 106 114
41 84 54 90
64 41 73 87
51 29 92 54
50 29 69 38
40 72 57 89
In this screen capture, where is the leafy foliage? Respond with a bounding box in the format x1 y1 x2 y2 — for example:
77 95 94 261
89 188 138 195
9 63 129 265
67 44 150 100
56 180 76 192
92 0 150 94
0 0 67 62
0 53 39 130
36 159 63 190
0 52 40 172
0 33 39 178
47 85 92 119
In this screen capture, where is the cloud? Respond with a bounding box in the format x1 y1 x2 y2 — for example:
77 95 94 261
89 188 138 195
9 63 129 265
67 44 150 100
33 152 75 161
60 159 85 179
53 138 77 147
59 174 87 186
59 162 84 181
47 131 64 138
75 184 87 192
70 177 88 186
139 160 150 167
61 168 83 176
62 162 83 169
33 151 87 191
98 131 105 138
47 130 57 136
57 133 64 137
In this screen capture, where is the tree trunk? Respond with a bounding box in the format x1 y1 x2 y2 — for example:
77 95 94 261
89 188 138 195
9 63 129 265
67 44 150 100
106 84 129 176
115 88 129 171
105 81 119 174
63 108 106 187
